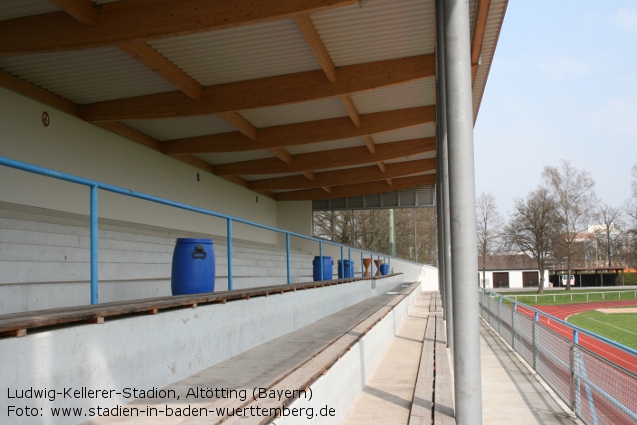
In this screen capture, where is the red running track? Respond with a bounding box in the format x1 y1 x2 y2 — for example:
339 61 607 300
516 300 637 374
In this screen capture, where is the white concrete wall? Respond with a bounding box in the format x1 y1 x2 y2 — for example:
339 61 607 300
276 200 313 248
0 274 404 425
0 87 277 243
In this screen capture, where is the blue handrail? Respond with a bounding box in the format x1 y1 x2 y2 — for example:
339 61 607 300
1 156 395 304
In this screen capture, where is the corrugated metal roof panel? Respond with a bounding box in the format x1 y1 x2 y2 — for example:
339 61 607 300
123 116 236 142
240 97 348 128
285 137 363 155
0 47 176 104
150 19 320 86
311 0 436 67
351 78 435 115
373 123 435 144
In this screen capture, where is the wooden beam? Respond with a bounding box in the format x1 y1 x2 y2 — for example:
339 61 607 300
248 159 436 191
294 14 337 83
217 111 258 140
274 174 437 201
377 161 386 172
94 122 161 151
0 70 78 116
0 0 358 54
212 137 436 175
321 186 332 193
339 95 361 127
269 148 293 164
362 135 376 154
118 41 203 100
302 171 316 181
79 55 435 122
160 106 434 154
50 0 98 27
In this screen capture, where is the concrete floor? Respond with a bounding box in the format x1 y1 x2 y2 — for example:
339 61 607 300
480 324 583 425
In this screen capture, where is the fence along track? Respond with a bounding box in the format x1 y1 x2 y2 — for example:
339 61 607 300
480 291 637 425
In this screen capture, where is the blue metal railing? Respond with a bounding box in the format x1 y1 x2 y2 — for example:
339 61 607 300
482 289 637 425
483 289 637 358
0 156 393 304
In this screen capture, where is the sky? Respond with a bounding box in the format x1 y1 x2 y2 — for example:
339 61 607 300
474 0 637 216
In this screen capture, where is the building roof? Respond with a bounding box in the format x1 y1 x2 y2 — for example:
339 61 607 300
478 254 538 271
0 0 508 202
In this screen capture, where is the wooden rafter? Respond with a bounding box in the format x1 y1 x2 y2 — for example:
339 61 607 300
274 174 437 201
160 106 434 154
118 41 203 100
248 159 436 191
0 0 358 55
50 0 98 27
79 55 435 122
294 14 337 83
211 137 436 176
0 70 78 116
338 95 361 127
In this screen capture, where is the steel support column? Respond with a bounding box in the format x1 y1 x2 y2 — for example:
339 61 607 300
440 0 482 423
436 0 454 354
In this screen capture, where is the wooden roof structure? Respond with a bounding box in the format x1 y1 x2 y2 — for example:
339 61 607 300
0 0 508 202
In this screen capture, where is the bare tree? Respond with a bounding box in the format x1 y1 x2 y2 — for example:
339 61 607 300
593 204 623 267
543 160 597 290
624 163 637 269
476 192 504 288
505 186 557 293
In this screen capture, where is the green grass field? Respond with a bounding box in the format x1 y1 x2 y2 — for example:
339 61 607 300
499 289 637 306
567 310 637 350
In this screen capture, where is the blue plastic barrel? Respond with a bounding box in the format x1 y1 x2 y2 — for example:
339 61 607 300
313 256 333 281
380 263 390 275
337 260 355 278
171 238 215 295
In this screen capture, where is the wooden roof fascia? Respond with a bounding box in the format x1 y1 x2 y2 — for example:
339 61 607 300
118 41 203 100
247 159 436 191
212 137 436 176
0 0 358 55
79 55 435 122
160 106 434 155
471 0 491 83
274 174 437 201
50 0 98 27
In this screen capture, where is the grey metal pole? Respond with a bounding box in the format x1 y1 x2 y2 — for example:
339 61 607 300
441 0 482 423
436 0 454 354
436 154 446 314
